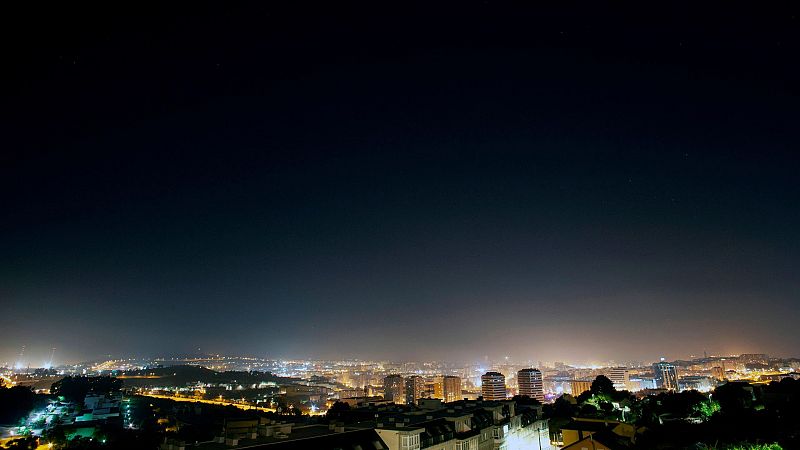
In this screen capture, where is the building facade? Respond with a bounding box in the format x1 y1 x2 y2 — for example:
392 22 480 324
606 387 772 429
405 375 426 405
568 380 592 396
384 374 405 404
443 376 462 403
481 372 507 401
652 362 679 391
359 399 553 450
517 368 544 402
608 367 629 391
427 376 444 400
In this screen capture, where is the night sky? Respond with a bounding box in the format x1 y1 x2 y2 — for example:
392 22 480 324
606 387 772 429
2 2 799 365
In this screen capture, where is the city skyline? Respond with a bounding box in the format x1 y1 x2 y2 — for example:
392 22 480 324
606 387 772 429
2 350 797 371
3 3 799 365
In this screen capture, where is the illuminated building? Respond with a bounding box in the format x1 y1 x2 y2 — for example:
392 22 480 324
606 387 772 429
632 376 657 390
517 368 544 402
383 374 405 404
405 375 426 405
679 375 714 392
739 353 769 365
652 361 679 391
712 366 725 381
481 372 507 400
443 376 461 403
425 375 444 400
369 398 554 450
608 367 629 391
568 379 592 396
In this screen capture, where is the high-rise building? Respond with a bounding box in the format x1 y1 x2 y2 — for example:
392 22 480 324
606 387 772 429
652 362 679 391
608 367 630 391
383 375 405 404
711 366 725 381
517 368 544 402
443 376 461 403
405 375 426 405
428 376 444 400
481 372 507 400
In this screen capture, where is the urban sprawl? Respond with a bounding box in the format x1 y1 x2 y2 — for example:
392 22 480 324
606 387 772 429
1 353 798 449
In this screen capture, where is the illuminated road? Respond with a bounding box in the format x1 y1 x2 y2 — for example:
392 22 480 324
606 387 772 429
135 392 277 412
134 392 325 415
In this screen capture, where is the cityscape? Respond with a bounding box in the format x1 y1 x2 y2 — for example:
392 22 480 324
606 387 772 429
3 1 799 449
2 352 800 448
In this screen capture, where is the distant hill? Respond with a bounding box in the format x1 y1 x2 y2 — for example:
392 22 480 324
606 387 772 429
116 365 298 388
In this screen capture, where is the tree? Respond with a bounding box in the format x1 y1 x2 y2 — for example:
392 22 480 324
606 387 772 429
543 395 577 420
326 402 350 417
512 395 542 406
0 385 35 424
579 403 598 415
714 382 755 414
46 426 67 447
325 401 352 420
693 398 720 419
51 376 122 402
591 376 615 395
328 401 350 412
5 437 38 449
63 436 102 449
576 389 594 405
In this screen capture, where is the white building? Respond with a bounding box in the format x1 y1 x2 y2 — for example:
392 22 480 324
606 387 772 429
608 367 630 391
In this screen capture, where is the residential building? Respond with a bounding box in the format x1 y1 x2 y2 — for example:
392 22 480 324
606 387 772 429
333 398 553 450
443 376 461 403
517 368 544 402
739 354 769 365
405 375 426 405
560 418 638 448
236 426 389 450
560 429 633 450
481 372 506 401
429 376 444 400
384 375 405 404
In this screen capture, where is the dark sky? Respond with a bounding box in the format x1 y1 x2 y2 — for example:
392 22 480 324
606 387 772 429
2 2 799 365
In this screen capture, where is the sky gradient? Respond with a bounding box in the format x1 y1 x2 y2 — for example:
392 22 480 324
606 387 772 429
2 2 799 365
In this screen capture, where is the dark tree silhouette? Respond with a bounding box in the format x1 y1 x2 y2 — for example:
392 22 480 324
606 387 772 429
590 375 615 395
714 382 755 414
329 401 351 412
4 437 38 449
0 385 35 424
512 394 542 406
51 376 122 402
543 395 577 420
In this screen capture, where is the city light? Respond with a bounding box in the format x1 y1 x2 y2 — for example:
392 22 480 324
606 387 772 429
1 2 796 450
